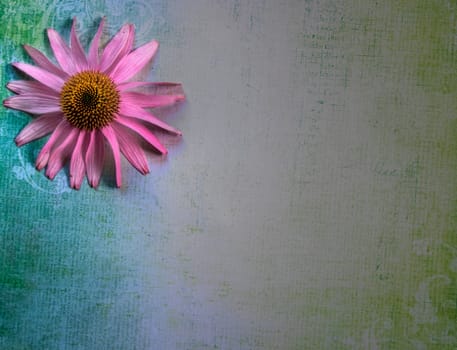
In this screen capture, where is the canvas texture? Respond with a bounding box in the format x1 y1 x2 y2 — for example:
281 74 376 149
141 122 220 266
1 1 456 349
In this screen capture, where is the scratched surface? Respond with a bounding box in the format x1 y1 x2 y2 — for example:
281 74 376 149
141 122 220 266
1 0 457 349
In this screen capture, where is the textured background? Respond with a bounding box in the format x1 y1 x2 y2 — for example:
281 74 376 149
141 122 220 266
1 0 457 349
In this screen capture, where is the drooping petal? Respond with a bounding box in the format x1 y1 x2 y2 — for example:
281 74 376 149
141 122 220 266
101 125 122 187
12 62 64 92
121 92 185 108
35 120 73 170
85 130 105 188
15 112 63 146
70 17 88 71
23 45 67 78
3 94 60 114
88 17 105 68
47 28 77 75
45 128 79 180
110 39 158 84
115 115 167 154
112 122 149 175
6 80 58 96
69 130 87 189
118 101 182 135
99 23 134 73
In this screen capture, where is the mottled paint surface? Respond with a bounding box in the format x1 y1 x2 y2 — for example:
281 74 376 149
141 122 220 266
1 0 456 349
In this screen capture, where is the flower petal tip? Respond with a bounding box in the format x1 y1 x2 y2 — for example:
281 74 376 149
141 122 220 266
45 172 55 180
70 174 84 190
35 154 49 171
14 138 24 147
88 180 99 189
45 163 63 180
141 165 150 175
70 182 81 190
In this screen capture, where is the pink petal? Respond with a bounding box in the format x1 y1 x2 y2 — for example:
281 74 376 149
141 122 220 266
115 115 167 154
35 120 73 170
12 62 64 92
6 80 58 96
111 123 149 175
23 45 67 78
101 125 122 187
118 101 182 135
69 130 87 189
88 17 105 69
70 18 88 71
3 94 60 114
15 112 63 146
110 39 159 84
121 92 185 108
85 130 105 188
99 23 134 74
45 128 79 180
47 28 77 75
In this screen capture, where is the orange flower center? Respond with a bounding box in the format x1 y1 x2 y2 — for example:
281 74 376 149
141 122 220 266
60 71 120 130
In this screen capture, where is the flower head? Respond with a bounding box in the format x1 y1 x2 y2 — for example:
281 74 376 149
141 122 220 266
4 18 184 189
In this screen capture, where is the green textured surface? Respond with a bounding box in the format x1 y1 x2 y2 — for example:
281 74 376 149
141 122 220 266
1 0 457 349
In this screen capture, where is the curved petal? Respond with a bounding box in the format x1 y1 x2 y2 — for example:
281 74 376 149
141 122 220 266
110 39 158 84
112 122 149 175
118 101 182 135
85 130 105 188
35 120 73 170
12 62 64 92
88 17 105 69
70 17 88 71
45 128 79 180
23 45 67 78
69 130 87 189
47 28 77 75
4 94 60 114
115 115 167 154
121 92 185 108
101 125 122 187
99 23 134 74
7 80 59 96
15 112 63 146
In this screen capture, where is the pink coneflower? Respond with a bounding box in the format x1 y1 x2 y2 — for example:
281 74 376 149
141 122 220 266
4 18 184 189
